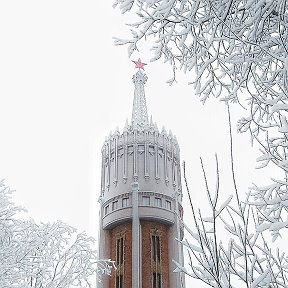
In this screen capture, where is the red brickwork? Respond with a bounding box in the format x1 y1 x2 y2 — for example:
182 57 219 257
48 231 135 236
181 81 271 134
109 222 133 288
141 221 170 288
107 221 170 288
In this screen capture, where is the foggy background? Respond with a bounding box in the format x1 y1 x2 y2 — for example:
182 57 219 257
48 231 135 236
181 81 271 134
0 1 273 286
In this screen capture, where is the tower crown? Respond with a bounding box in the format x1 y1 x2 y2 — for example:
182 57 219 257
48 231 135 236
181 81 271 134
100 66 182 228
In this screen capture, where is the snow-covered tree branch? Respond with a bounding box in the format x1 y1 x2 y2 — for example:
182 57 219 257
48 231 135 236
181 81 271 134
114 0 287 99
113 1 288 285
114 0 288 237
0 180 115 287
174 158 288 287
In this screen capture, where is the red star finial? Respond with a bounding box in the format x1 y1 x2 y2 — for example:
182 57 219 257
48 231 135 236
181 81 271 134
132 58 147 70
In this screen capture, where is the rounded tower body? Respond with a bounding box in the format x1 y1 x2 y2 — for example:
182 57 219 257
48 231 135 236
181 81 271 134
98 69 185 288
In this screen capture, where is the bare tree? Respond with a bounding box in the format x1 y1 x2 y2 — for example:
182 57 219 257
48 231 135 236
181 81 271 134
113 0 288 236
0 180 114 288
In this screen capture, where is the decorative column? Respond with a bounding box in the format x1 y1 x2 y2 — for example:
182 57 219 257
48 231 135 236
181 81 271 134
132 181 140 288
174 191 185 287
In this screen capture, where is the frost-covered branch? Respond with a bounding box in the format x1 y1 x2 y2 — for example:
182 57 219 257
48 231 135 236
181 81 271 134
176 160 288 287
114 0 288 238
0 180 114 287
114 0 287 101
113 1 288 285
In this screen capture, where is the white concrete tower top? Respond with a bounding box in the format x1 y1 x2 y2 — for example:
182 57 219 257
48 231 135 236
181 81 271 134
100 58 182 204
131 59 149 130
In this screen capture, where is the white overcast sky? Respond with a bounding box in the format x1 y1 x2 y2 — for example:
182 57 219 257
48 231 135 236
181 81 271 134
0 1 278 287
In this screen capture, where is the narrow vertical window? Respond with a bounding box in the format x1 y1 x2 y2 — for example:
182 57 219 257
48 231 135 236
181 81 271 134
166 200 171 210
143 196 150 205
112 200 118 211
152 272 161 288
116 274 123 288
116 236 124 288
116 237 124 266
152 235 160 263
155 197 162 207
104 205 109 215
157 273 161 288
122 198 128 207
153 273 157 288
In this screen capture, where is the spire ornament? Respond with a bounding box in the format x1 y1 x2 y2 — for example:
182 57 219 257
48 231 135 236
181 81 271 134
131 59 149 130
132 58 147 70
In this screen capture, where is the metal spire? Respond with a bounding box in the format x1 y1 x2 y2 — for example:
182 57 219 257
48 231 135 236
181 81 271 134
131 59 149 130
